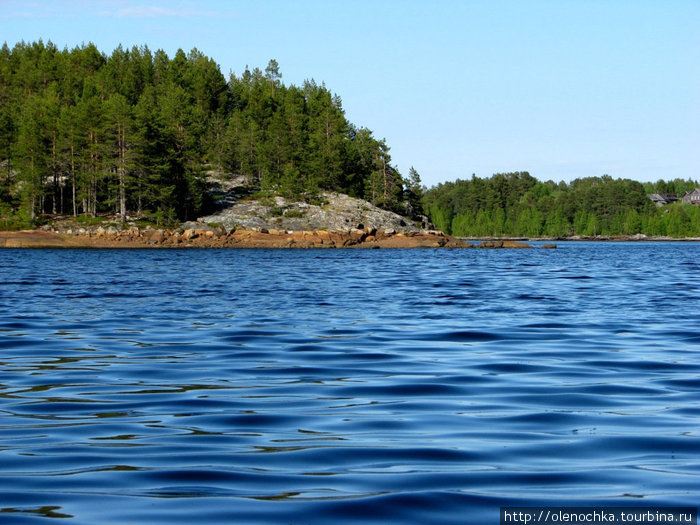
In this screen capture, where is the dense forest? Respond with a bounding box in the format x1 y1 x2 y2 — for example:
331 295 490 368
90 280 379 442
0 40 419 228
3 41 698 238
423 173 700 238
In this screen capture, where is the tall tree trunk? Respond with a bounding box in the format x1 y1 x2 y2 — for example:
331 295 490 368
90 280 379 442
89 130 98 217
29 155 36 219
51 130 57 214
71 144 77 217
382 157 388 203
118 124 126 222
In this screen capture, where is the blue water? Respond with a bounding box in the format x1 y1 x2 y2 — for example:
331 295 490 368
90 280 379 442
1 243 699 524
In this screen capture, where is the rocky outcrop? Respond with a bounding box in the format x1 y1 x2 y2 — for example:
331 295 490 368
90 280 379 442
0 230 68 248
477 240 533 249
198 191 421 234
223 229 472 249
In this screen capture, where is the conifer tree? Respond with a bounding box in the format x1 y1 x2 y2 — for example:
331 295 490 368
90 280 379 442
0 43 436 226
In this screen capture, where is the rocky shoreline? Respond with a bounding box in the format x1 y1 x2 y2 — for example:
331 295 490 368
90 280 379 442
0 226 530 249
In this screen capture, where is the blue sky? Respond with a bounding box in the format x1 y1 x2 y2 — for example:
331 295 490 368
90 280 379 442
2 0 698 187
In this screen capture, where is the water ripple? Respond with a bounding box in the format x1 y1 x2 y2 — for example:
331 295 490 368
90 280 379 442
1 243 699 523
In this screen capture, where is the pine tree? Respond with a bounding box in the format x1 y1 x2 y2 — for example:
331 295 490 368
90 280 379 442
103 93 133 221
14 94 49 219
404 166 424 219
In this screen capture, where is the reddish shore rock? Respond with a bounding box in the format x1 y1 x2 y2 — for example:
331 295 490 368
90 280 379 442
148 230 165 244
0 228 534 249
477 240 532 249
0 230 68 248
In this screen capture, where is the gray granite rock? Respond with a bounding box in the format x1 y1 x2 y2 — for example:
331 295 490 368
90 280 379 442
199 191 421 234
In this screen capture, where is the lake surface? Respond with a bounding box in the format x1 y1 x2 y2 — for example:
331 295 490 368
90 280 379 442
1 243 699 524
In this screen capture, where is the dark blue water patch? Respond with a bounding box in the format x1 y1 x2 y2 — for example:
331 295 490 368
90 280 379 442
220 413 307 429
0 337 46 349
473 362 552 374
658 377 700 389
585 435 700 456
521 322 576 329
434 330 504 342
675 333 700 344
0 280 43 288
493 411 591 427
332 381 468 398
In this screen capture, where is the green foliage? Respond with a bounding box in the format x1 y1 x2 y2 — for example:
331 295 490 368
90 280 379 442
145 206 179 227
73 214 109 225
403 166 424 219
1 42 413 229
255 194 277 208
427 204 452 234
304 193 329 207
424 173 700 238
0 201 33 230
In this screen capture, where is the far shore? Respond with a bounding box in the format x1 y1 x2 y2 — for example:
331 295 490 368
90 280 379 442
460 235 700 242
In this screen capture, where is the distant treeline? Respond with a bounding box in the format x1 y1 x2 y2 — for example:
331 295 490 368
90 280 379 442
0 41 420 228
423 173 700 238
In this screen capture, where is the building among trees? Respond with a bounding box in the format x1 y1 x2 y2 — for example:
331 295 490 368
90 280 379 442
647 193 678 207
681 188 700 205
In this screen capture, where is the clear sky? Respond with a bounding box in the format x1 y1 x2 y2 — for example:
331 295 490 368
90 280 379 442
2 0 698 188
